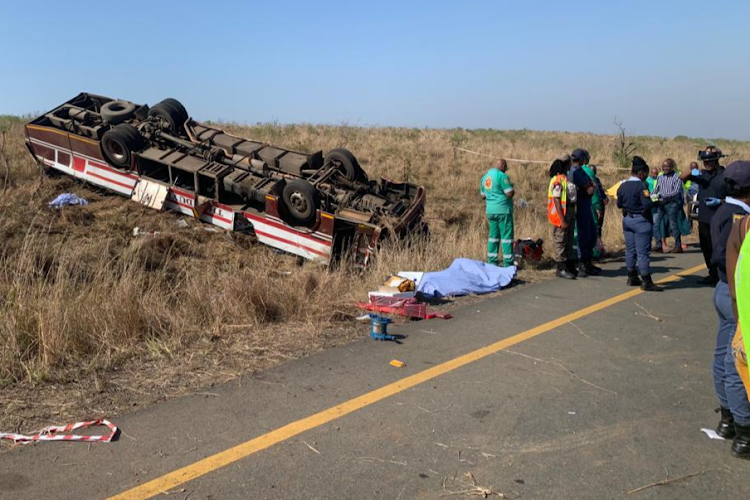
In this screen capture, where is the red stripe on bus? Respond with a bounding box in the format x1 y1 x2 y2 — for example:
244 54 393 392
254 230 330 258
243 212 332 247
84 160 138 181
204 212 233 225
165 200 194 210
73 156 86 173
87 171 134 190
171 188 194 198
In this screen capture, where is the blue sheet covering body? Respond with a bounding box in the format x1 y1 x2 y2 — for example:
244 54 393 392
49 193 88 208
417 258 516 298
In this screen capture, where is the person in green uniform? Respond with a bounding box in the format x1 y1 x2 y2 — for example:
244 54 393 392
582 163 608 257
646 166 659 193
480 159 515 267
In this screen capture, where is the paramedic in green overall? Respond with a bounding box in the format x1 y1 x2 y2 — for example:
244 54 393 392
480 159 515 267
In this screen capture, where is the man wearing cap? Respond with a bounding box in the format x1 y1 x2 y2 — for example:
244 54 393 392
480 159 515 267
681 146 728 285
707 160 750 453
616 156 662 291
569 149 601 276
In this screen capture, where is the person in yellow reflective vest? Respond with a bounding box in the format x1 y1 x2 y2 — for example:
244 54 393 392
727 206 750 459
547 155 577 279
709 160 750 460
480 159 515 267
728 214 750 395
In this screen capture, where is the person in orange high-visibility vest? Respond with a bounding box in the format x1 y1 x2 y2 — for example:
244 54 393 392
548 155 577 279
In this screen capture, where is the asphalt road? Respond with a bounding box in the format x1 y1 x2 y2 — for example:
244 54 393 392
1 250 747 500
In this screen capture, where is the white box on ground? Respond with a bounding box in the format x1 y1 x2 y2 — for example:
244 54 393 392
368 290 416 301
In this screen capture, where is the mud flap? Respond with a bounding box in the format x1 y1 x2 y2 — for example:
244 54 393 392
131 179 169 210
352 225 381 268
194 195 213 218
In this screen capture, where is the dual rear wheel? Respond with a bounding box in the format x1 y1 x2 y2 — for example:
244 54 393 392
280 148 366 226
101 123 146 169
147 98 189 137
101 98 188 169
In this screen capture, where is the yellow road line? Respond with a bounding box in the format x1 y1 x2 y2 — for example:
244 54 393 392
106 263 705 500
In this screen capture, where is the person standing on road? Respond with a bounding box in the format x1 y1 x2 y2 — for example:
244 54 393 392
583 163 608 257
726 214 750 459
647 166 664 252
480 159 515 267
708 161 750 455
727 215 750 404
652 158 685 253
569 149 601 277
548 155 577 279
681 146 728 285
616 156 662 291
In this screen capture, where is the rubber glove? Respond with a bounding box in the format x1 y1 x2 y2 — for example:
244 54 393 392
691 168 700 176
705 197 722 207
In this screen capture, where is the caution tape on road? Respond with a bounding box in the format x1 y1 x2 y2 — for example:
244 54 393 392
0 419 118 444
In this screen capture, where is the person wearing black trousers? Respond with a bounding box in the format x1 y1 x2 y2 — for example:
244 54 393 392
681 146 728 285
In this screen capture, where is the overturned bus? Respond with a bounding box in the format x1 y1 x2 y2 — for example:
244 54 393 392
24 93 426 266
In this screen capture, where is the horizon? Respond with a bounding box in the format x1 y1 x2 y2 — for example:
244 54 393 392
2 1 749 140
5 111 743 145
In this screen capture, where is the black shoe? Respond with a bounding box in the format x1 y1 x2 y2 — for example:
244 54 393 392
640 275 663 292
731 423 750 459
556 262 576 280
576 262 588 278
584 260 602 275
717 407 737 439
698 275 719 286
627 270 642 287
566 260 579 277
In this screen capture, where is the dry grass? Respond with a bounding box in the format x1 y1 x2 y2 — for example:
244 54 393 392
2 114 749 431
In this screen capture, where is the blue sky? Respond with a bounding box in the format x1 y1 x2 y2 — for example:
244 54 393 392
1 0 748 139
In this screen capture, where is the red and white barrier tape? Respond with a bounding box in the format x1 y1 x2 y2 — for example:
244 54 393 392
453 146 631 170
0 419 118 444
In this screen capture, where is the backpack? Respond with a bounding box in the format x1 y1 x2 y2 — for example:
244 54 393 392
513 238 544 268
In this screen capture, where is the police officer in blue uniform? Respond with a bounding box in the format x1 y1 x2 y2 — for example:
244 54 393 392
569 149 601 277
681 146 728 285
616 156 662 291
707 160 750 458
